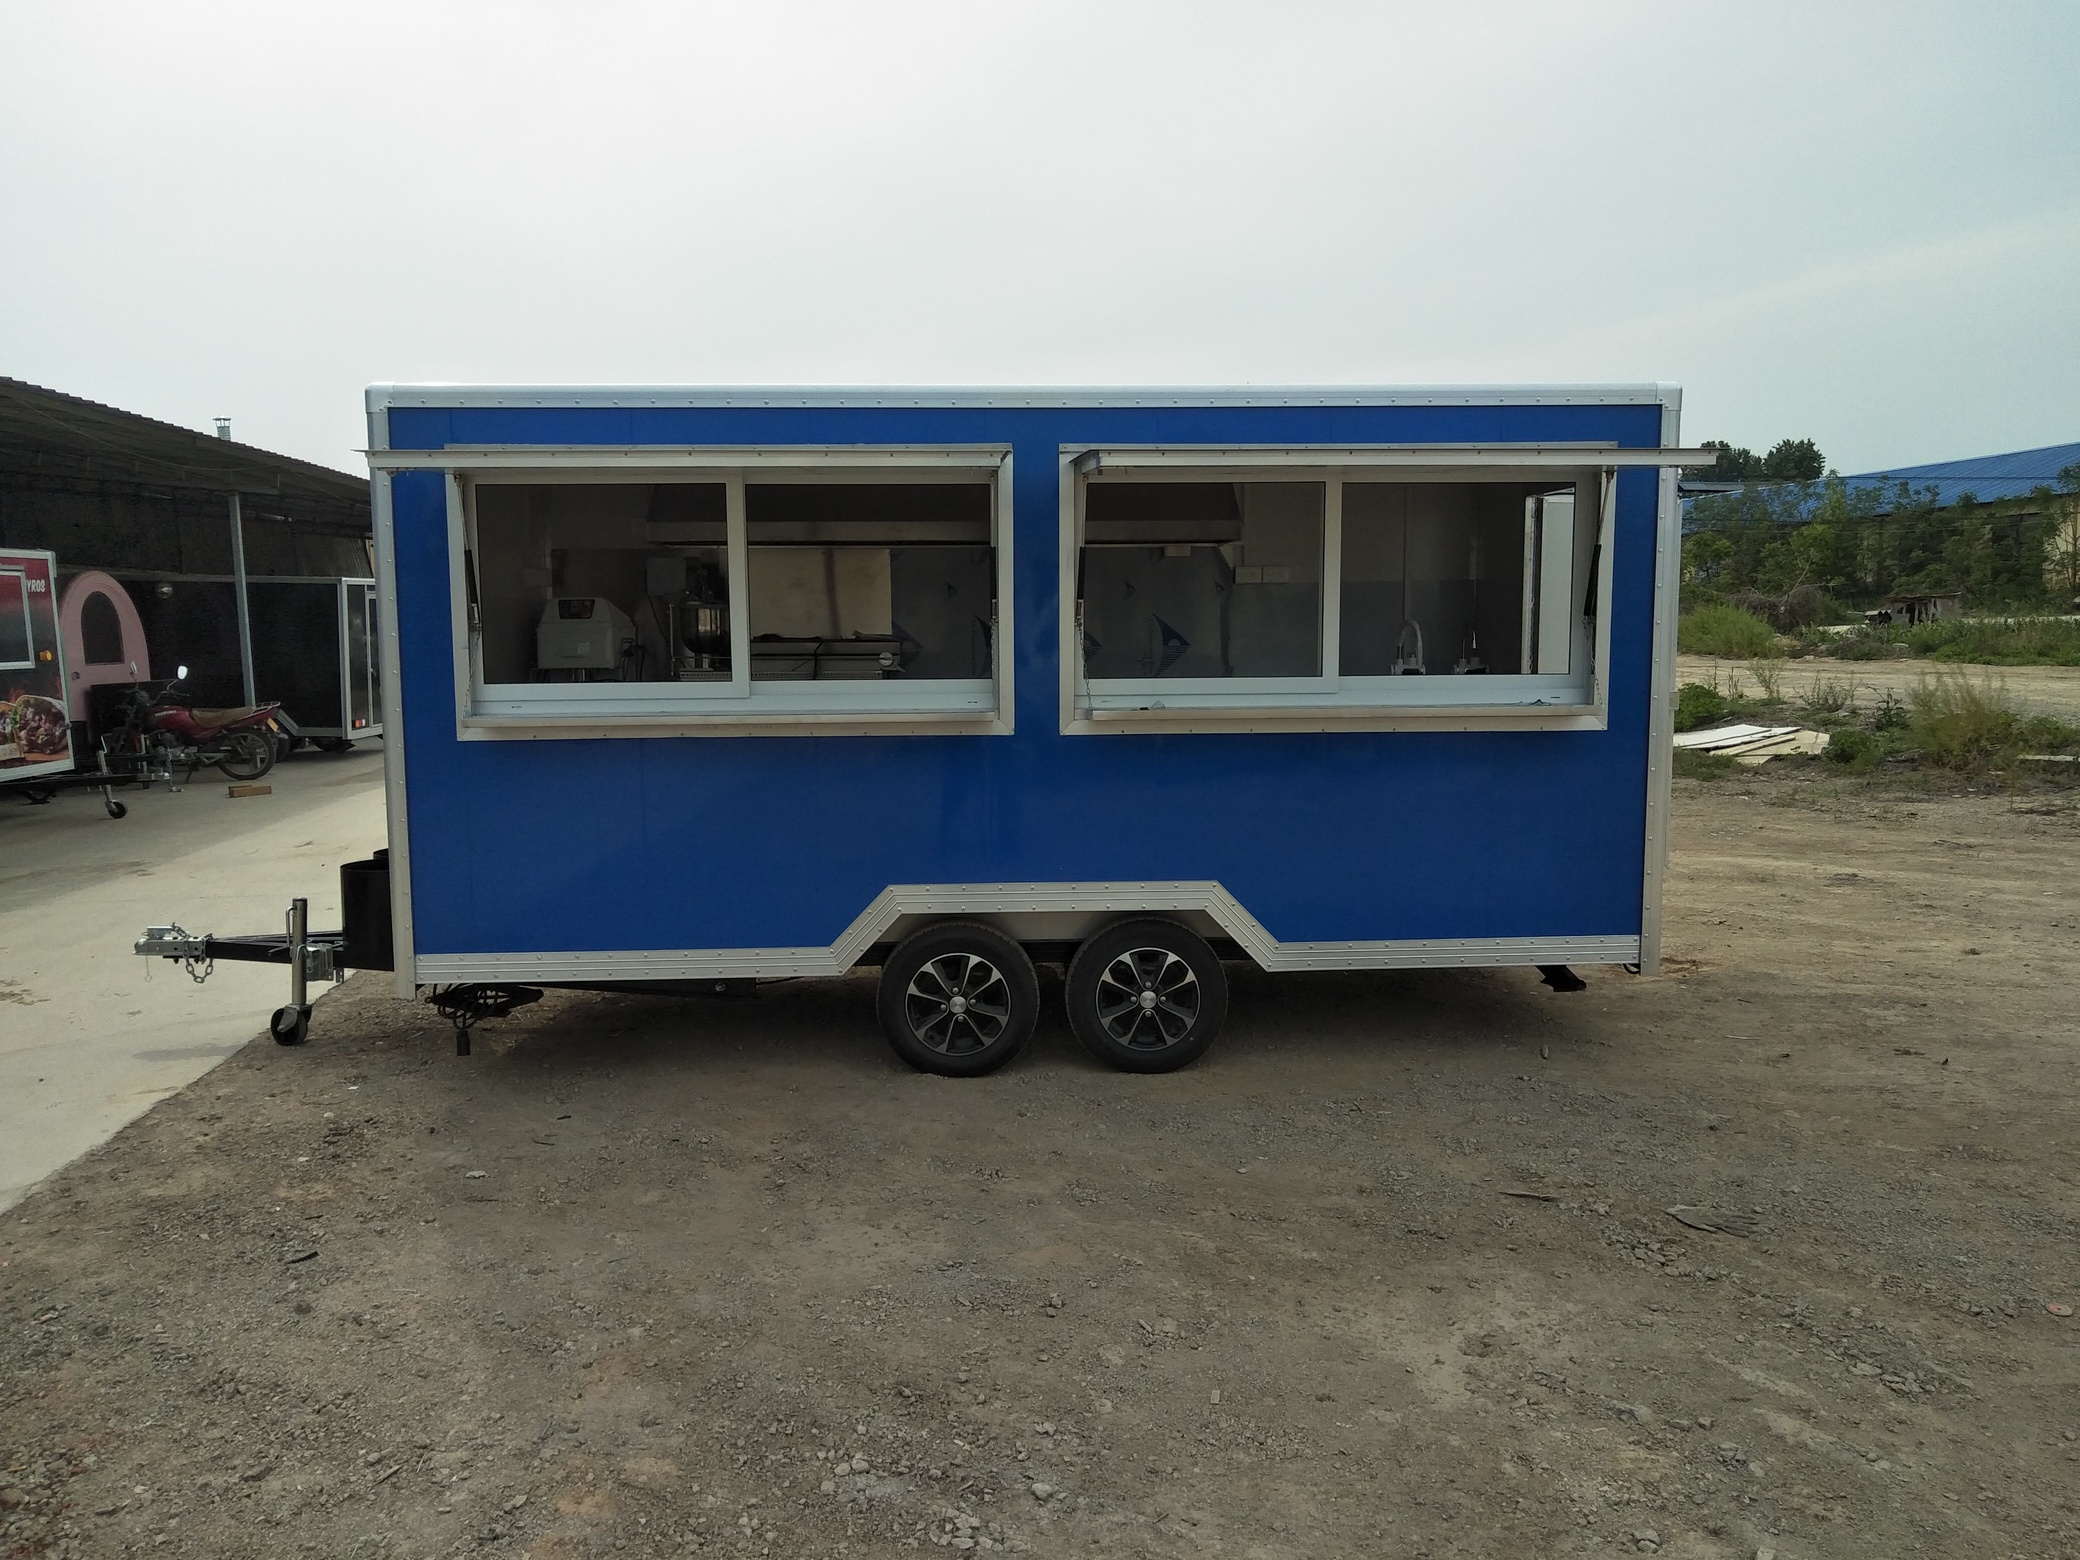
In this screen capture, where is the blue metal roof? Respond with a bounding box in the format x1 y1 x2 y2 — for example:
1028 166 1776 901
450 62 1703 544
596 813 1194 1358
1839 440 2080 509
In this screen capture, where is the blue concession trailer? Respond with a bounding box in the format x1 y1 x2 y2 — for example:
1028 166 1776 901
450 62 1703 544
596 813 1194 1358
140 385 1711 1070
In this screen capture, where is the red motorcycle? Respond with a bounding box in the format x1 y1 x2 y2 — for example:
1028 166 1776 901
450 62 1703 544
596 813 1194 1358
152 700 283 782
103 669 282 784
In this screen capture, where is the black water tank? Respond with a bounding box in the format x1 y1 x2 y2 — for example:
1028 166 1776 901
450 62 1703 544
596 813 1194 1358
340 850 393 971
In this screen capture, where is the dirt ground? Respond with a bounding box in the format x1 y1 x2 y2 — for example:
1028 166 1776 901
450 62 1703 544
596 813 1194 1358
1676 653 2080 723
4 772 2078 1560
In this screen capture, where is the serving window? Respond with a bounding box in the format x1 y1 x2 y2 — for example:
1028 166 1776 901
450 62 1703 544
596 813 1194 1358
1069 458 1610 728
452 454 1008 734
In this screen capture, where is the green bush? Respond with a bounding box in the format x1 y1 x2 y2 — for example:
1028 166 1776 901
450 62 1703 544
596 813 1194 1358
1824 726 1880 770
1909 617 2080 667
1830 627 1906 661
1673 682 1731 732
1672 748 1738 780
2017 714 2080 753
1677 604 1778 659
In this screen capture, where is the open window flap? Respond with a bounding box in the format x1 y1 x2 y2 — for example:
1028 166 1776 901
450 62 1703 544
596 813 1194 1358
1576 469 1616 677
1586 468 1616 621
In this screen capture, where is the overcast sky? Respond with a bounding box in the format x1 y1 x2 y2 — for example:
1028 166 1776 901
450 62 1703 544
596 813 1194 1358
3 2 2075 476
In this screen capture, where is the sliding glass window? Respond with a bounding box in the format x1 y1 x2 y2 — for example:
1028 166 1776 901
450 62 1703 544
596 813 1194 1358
457 456 1007 733
1072 463 1606 723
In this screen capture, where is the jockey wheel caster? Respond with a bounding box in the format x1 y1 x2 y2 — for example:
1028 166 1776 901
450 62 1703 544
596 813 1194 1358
271 1005 311 1046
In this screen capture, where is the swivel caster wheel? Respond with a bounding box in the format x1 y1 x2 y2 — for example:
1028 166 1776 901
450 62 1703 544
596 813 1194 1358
270 1005 311 1046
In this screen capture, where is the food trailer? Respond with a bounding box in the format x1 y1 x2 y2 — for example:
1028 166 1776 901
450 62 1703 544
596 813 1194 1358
246 576 384 749
1 549 75 781
3 552 149 818
139 385 1710 1071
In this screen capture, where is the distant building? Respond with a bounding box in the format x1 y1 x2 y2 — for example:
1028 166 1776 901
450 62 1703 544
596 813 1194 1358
0 376 369 577
1865 591 1963 627
0 376 373 711
1831 440 2079 512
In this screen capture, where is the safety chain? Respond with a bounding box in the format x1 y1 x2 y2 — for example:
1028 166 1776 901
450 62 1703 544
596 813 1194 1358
161 922 215 984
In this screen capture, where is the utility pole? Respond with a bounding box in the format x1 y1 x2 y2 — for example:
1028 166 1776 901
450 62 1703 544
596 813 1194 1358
218 418 258 707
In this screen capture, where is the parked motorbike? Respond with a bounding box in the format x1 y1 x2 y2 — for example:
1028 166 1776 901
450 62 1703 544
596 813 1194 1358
101 669 283 784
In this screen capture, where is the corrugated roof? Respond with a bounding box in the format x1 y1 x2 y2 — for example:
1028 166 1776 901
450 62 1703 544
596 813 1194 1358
1838 440 2080 509
0 376 368 529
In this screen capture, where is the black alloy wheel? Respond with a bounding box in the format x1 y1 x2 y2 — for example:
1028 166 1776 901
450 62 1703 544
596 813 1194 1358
876 921 1038 1077
1065 918 1227 1073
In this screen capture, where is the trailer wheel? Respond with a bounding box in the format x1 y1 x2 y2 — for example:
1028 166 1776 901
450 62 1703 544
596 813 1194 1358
1065 919 1227 1073
877 921 1038 1077
270 1005 310 1046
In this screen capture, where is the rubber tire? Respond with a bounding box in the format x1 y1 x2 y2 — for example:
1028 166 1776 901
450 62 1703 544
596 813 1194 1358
270 1005 310 1046
105 799 128 819
314 738 354 754
217 729 276 782
1065 918 1228 1074
876 920 1038 1078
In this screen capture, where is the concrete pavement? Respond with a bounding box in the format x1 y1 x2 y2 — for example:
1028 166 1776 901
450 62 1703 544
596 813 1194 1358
0 746 387 1210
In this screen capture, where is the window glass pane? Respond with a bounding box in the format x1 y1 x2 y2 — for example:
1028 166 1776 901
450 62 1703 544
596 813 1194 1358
1081 482 1322 679
746 484 992 681
1339 482 1571 677
473 483 731 684
0 572 31 668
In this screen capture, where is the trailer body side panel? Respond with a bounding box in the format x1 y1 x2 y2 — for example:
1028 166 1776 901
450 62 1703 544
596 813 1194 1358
378 397 1668 970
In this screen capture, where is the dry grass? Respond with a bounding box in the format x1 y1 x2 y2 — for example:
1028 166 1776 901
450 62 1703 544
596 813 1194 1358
1908 669 2079 768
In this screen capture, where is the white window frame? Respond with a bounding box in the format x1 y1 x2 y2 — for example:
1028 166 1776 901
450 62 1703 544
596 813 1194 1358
372 446 1012 740
0 567 35 671
1059 446 1637 735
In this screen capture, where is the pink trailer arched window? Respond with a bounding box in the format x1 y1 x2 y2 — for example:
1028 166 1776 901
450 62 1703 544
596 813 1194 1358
57 571 151 721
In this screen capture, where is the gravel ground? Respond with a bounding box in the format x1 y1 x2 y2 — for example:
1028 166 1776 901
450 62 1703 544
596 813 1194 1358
3 773 2077 1560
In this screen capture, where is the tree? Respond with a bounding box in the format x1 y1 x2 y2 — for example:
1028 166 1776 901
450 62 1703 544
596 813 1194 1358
1681 530 1732 593
1686 474 1938 605
1761 438 1825 481
1696 437 1826 484
1698 440 1759 483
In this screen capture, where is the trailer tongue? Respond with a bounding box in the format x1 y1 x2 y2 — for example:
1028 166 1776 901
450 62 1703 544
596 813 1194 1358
134 851 545 1053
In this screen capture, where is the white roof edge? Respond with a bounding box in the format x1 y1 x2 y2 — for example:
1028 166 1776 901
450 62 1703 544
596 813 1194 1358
363 382 1684 412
